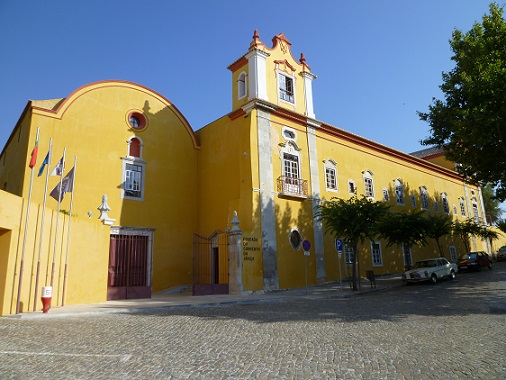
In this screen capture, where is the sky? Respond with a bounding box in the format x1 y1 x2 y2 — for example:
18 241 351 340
0 0 497 154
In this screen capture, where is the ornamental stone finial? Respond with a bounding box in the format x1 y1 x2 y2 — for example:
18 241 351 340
97 194 115 225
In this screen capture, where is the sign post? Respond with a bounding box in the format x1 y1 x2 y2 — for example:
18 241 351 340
302 240 311 295
335 239 343 291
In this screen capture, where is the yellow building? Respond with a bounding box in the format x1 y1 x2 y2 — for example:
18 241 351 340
0 31 494 315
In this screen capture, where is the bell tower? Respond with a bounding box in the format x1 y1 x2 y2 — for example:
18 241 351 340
228 30 317 119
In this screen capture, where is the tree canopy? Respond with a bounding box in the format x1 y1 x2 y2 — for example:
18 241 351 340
419 3 506 200
315 196 390 290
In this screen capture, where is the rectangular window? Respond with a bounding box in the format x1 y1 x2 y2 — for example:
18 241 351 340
279 74 294 103
283 153 299 180
434 200 439 212
325 167 337 190
410 195 416 207
460 199 466 216
382 189 389 202
371 241 383 266
449 246 457 262
395 185 404 204
125 164 142 198
348 180 356 194
344 245 354 264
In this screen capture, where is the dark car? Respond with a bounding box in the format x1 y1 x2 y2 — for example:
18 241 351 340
497 246 506 262
457 251 492 271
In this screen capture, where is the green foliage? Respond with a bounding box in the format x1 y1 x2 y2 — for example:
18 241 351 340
452 219 498 254
419 3 506 200
315 196 390 290
377 210 429 248
481 183 502 223
424 214 453 257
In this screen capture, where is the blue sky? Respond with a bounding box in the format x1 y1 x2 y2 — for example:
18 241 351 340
0 0 496 153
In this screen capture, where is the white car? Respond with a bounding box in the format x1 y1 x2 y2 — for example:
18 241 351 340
402 258 458 284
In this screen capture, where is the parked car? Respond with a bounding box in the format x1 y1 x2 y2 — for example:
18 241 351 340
457 251 492 271
497 246 506 262
402 258 457 284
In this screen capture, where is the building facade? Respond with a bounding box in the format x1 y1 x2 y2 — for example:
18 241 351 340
0 31 495 315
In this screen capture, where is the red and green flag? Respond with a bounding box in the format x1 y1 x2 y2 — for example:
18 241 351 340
28 136 39 169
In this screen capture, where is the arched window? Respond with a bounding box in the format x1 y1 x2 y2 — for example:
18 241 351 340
129 137 141 158
362 170 374 199
238 72 247 99
324 159 338 192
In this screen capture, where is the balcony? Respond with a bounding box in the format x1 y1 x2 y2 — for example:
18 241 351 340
277 176 308 199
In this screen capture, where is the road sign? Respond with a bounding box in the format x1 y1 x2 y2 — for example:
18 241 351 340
302 240 311 252
335 239 343 252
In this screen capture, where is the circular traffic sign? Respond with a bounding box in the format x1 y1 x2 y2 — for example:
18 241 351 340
302 239 311 251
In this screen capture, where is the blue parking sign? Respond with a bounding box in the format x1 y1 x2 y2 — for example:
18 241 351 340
335 239 343 252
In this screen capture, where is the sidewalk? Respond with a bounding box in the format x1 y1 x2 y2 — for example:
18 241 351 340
5 275 403 319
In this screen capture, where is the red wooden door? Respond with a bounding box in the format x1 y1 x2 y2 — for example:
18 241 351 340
107 234 151 300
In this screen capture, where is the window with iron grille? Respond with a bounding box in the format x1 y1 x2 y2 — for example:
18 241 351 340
344 244 354 264
279 74 294 103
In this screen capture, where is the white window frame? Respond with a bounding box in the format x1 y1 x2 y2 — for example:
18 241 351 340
394 178 404 205
442 193 450 214
362 170 374 199
371 241 383 267
449 246 457 262
472 199 479 222
348 180 356 195
324 159 338 192
382 188 389 202
277 71 295 104
121 136 146 201
420 186 429 210
121 157 146 201
237 71 247 99
459 197 467 217
344 244 354 265
402 243 413 268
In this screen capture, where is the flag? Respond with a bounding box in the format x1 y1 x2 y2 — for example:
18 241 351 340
37 152 50 177
28 137 39 169
50 167 74 202
50 157 64 176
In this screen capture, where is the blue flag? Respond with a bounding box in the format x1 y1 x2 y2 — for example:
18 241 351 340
37 152 50 177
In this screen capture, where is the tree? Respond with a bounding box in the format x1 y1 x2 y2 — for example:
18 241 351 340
377 210 429 269
314 196 390 291
423 214 453 257
482 183 502 223
419 3 506 200
452 219 498 254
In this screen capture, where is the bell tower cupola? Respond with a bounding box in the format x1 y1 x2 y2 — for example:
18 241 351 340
228 30 317 119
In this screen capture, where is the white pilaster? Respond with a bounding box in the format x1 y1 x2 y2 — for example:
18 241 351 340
301 71 317 119
245 49 270 101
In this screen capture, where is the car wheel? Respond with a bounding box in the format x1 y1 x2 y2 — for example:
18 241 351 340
430 274 437 284
449 270 456 280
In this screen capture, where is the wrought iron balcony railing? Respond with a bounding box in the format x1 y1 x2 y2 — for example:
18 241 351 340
277 176 308 198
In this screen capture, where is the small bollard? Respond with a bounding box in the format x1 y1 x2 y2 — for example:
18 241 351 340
41 286 52 313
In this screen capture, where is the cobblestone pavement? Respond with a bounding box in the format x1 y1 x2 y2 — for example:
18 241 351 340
1 263 505 380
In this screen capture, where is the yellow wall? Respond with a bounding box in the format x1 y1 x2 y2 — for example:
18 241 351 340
0 189 110 316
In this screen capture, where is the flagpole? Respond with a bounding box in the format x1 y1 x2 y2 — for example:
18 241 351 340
50 147 66 289
16 127 39 314
33 138 52 311
61 156 76 306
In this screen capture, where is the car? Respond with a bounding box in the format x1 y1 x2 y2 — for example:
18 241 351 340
497 246 506 262
457 251 492 271
402 258 457 284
